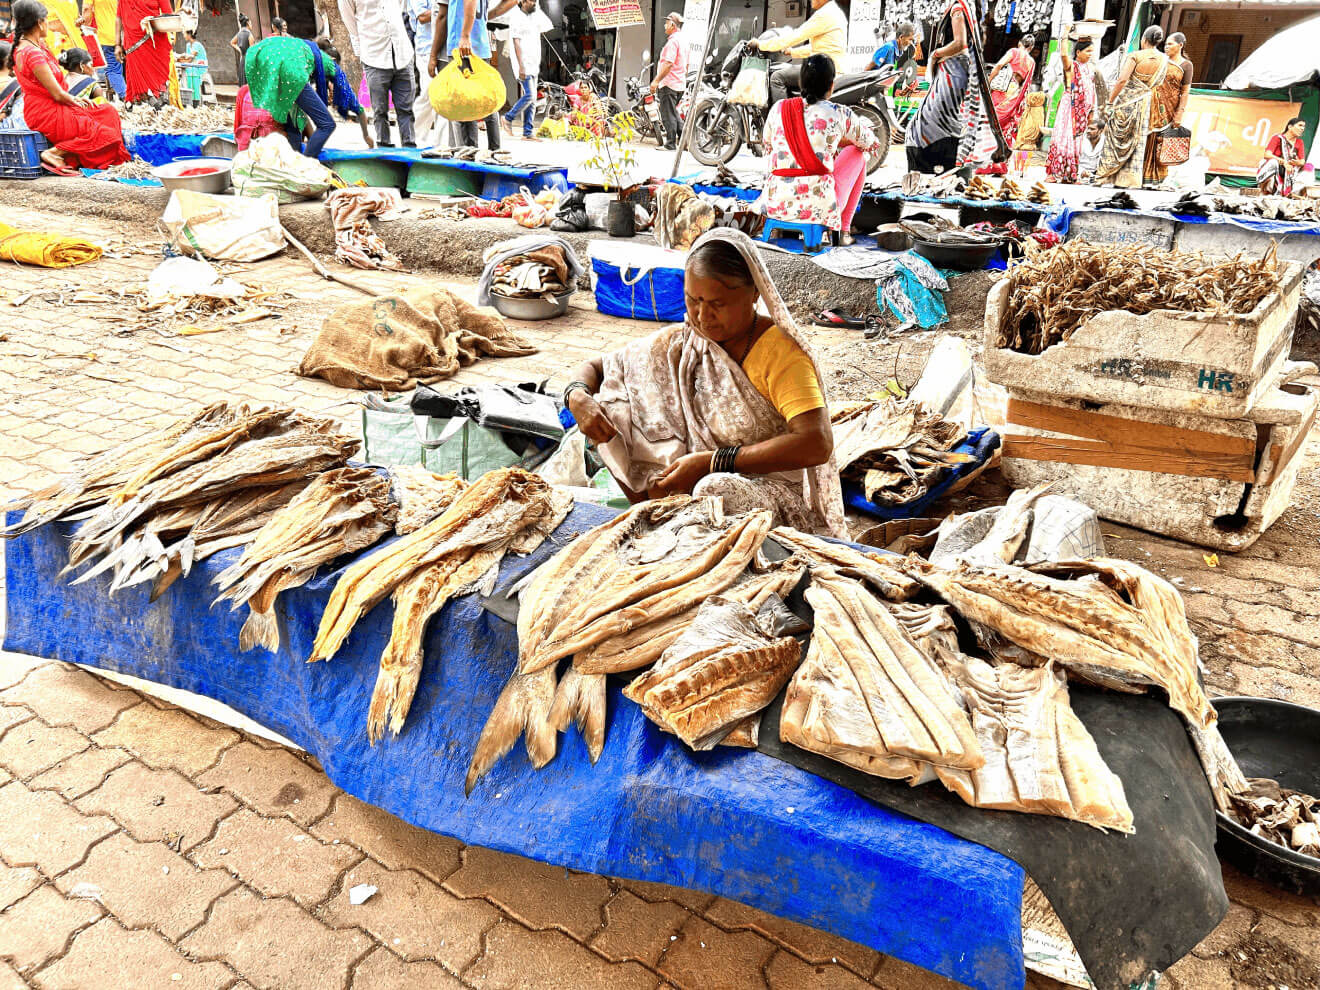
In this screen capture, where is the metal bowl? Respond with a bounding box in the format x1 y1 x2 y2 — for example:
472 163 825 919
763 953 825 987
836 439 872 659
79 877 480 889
911 237 1001 271
148 13 188 32
1213 696 1320 896
151 158 233 195
490 290 574 321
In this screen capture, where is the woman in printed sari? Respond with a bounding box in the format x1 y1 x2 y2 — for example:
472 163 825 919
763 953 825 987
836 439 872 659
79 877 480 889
1258 117 1307 196
763 54 877 246
980 33 1035 174
1143 31 1193 185
1094 26 1168 188
562 229 847 538
115 0 174 104
11 0 129 174
906 0 1005 175
1045 37 1096 183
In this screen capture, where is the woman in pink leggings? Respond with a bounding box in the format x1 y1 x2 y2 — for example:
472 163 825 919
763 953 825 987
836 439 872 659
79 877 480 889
763 54 878 246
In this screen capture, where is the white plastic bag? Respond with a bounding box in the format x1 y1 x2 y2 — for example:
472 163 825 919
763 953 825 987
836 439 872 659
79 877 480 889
231 133 335 204
144 256 246 309
161 189 285 262
729 56 769 108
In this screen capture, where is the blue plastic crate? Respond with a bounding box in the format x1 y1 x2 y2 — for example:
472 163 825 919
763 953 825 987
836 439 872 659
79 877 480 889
0 129 49 179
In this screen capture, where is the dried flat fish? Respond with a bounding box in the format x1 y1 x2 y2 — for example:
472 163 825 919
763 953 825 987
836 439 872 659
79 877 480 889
624 596 801 750
770 526 919 601
547 666 607 763
933 658 1133 833
830 397 972 508
213 467 397 652
781 568 982 778
389 465 468 535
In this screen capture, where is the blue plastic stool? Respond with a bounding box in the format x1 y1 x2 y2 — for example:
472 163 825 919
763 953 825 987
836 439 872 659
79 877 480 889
760 218 830 254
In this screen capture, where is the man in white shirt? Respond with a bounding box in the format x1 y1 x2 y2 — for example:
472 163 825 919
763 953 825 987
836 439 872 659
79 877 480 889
500 0 549 139
406 0 439 142
339 0 417 146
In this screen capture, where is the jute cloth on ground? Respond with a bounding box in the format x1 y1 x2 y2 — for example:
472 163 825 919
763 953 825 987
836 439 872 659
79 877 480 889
298 287 537 391
594 228 847 538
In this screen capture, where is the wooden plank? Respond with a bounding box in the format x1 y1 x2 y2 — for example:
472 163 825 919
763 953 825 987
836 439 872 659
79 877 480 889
1001 435 1258 482
1263 403 1318 485
1005 398 1256 460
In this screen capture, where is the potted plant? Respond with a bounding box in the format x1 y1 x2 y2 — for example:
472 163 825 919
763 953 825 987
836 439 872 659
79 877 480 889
583 112 641 238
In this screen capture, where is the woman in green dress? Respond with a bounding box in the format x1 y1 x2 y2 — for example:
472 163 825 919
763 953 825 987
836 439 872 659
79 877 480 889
243 35 369 158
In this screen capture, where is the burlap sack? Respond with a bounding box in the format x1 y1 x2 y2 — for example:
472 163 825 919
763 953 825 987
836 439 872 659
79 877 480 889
298 287 537 391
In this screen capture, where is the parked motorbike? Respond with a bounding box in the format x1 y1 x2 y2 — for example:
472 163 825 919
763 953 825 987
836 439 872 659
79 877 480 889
689 39 898 172
621 56 663 145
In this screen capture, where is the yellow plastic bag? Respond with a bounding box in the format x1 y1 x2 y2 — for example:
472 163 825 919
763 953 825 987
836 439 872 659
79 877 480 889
429 53 505 122
536 115 568 139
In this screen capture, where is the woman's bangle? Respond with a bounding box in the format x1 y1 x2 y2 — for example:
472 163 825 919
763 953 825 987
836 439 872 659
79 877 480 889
710 445 741 475
562 381 591 408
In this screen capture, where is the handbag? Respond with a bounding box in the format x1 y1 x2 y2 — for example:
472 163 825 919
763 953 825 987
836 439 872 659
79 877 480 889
1157 125 1191 166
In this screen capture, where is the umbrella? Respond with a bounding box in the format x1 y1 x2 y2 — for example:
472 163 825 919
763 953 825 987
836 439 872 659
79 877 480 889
1225 13 1320 90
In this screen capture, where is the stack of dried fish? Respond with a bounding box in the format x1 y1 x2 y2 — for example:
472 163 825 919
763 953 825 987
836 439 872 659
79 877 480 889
624 595 803 750
97 157 155 181
388 466 468 534
1230 779 1320 857
467 496 773 791
213 467 398 651
120 103 233 134
310 468 572 744
999 242 1281 354
830 397 971 506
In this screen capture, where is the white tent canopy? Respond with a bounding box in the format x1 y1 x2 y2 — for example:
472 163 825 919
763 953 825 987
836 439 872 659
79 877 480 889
1224 12 1320 90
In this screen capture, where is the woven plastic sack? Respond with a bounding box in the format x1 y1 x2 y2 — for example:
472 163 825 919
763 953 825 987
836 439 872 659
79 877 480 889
160 189 285 262
231 133 335 204
360 394 519 479
430 54 504 122
729 56 769 107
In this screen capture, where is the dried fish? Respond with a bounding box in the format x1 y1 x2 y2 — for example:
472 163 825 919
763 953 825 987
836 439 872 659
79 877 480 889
624 596 801 750
1230 779 1320 857
388 465 468 535
213 467 397 651
770 526 919 601
829 397 970 507
120 103 233 134
1000 242 1281 354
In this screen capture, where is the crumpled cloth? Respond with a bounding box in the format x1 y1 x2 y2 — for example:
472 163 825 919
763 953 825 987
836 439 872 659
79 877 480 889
326 187 405 271
476 234 584 306
0 223 102 268
298 286 537 391
873 253 949 329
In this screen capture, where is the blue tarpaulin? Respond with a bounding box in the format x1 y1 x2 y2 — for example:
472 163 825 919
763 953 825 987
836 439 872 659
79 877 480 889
4 507 1025 990
126 131 232 166
1043 203 1320 238
844 428 1002 520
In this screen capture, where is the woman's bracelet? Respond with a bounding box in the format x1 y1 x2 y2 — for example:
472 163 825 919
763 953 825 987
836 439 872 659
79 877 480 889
562 381 591 408
709 445 741 475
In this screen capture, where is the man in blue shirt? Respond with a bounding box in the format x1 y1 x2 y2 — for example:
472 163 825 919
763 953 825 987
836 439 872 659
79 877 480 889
428 0 519 149
869 22 915 71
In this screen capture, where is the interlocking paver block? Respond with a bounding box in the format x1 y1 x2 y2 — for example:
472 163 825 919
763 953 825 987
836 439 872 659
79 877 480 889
464 921 658 990
616 876 717 913
349 946 463 989
590 890 690 967
309 793 462 884
56 832 237 940
0 961 25 990
0 706 33 738
0 781 118 875
0 718 91 780
703 896 881 978
870 953 964 989
0 865 42 913
658 915 775 990
319 860 498 969
765 950 874 990
1 665 138 733
32 918 234 990
27 746 132 801
180 887 372 990
191 807 361 908
195 741 336 826
74 761 237 850
444 847 610 941
92 702 239 775
0 883 102 975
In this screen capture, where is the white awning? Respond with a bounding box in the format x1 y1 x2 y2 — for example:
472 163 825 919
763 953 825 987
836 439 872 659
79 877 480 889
1223 12 1320 88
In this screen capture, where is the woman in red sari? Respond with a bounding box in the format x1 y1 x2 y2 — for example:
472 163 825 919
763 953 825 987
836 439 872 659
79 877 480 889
979 33 1035 175
114 0 172 104
11 0 129 173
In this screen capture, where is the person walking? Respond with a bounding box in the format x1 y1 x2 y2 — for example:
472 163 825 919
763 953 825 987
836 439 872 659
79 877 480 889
230 13 252 84
339 0 416 146
756 0 847 105
501 0 548 139
405 0 438 142
115 0 175 105
648 11 685 150
429 0 518 150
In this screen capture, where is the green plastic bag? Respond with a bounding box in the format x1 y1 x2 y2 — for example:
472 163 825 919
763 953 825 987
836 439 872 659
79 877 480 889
360 394 519 480
430 53 505 123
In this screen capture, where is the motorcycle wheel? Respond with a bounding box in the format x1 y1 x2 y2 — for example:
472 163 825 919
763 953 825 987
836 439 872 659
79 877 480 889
852 105 891 174
689 99 742 166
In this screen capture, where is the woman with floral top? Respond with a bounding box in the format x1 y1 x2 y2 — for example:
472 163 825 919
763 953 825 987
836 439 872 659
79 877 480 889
762 53 877 245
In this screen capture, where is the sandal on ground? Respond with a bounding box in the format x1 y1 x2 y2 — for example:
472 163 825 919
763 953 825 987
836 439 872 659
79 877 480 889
813 310 866 329
41 160 79 177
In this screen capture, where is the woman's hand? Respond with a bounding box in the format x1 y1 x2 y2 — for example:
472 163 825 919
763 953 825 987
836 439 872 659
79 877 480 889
568 391 617 445
653 452 711 497
115 45 126 64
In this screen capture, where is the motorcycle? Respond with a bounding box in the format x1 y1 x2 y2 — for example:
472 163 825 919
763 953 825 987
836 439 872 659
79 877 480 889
621 57 664 145
689 39 898 173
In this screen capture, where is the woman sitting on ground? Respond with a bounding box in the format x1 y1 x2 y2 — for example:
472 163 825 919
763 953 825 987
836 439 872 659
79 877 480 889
11 0 128 174
1258 116 1307 197
563 229 846 537
58 46 103 100
763 53 877 246
0 42 28 128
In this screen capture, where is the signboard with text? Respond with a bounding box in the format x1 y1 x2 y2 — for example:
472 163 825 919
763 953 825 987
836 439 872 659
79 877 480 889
846 0 882 73
589 0 645 29
1184 93 1301 178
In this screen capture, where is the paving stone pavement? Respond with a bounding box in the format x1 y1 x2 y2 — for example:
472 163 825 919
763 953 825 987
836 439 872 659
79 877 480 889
2 205 1320 989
